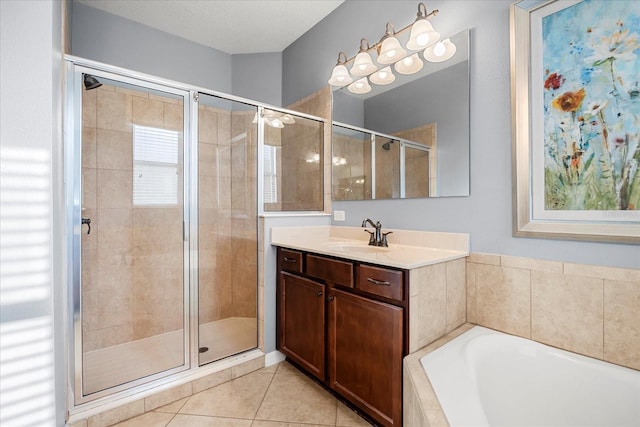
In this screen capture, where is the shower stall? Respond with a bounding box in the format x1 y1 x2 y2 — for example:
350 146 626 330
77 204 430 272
65 58 323 409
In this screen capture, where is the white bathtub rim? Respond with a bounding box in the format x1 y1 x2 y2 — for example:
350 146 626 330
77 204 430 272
420 326 491 426
420 326 640 427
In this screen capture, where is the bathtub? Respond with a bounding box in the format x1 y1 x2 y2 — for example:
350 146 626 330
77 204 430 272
420 326 640 427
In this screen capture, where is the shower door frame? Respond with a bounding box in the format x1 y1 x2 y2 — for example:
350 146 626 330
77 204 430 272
65 59 194 406
65 55 326 414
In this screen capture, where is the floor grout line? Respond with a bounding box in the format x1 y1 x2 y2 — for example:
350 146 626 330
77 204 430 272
250 362 279 423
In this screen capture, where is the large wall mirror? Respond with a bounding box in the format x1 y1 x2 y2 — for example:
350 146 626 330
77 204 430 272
332 28 470 200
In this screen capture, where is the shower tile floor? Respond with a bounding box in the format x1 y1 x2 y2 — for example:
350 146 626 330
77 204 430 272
84 317 257 395
111 361 373 427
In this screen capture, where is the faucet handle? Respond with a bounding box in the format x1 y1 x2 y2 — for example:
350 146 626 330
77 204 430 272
364 229 376 245
381 231 393 247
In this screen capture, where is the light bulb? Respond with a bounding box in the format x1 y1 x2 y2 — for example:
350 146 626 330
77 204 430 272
394 53 423 75
347 77 372 94
370 66 395 85
328 64 353 86
423 38 456 63
417 33 430 46
351 51 377 76
407 18 439 51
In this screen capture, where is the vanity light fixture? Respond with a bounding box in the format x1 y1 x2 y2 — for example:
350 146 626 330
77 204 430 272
328 52 353 87
253 111 295 128
423 38 456 62
351 39 377 76
327 2 455 92
347 77 372 94
333 156 347 166
394 53 424 75
406 3 440 50
377 23 407 65
370 66 396 85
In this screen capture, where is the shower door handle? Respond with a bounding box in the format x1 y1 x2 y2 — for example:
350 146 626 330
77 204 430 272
82 218 91 234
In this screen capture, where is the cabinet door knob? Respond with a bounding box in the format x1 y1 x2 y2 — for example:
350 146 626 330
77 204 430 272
316 290 323 297
327 295 335 302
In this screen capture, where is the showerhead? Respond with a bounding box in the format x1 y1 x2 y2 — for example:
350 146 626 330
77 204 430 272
83 74 102 90
381 141 395 151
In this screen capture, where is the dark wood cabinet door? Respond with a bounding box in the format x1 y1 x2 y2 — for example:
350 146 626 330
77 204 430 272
327 288 403 427
278 272 325 380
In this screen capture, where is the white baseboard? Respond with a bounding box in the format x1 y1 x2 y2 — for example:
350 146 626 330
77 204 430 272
265 350 285 366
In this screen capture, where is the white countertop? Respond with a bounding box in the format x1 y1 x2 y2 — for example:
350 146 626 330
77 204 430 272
271 226 470 269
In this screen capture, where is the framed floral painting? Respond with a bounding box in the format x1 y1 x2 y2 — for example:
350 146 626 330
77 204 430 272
511 0 640 243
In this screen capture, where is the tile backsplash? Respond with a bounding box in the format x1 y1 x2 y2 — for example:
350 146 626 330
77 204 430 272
467 253 640 370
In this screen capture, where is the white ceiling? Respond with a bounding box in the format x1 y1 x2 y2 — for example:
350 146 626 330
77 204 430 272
75 0 344 54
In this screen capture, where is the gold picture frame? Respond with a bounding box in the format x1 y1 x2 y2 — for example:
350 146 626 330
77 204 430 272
510 0 640 244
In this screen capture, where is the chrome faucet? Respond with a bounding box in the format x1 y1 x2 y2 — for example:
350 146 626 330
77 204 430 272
361 219 392 247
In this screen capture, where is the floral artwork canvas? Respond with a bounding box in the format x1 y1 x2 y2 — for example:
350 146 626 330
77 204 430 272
542 0 640 211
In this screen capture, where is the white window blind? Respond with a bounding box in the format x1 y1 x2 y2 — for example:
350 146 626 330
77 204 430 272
133 125 180 205
263 145 278 204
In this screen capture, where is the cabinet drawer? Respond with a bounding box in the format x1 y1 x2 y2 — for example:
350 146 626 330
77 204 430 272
356 265 403 301
306 254 353 288
279 249 303 273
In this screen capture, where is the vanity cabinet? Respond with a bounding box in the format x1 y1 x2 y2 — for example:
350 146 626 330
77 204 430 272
276 247 407 427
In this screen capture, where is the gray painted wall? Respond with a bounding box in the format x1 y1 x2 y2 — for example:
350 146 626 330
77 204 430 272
71 2 285 106
72 2 233 92
231 53 283 107
282 0 639 269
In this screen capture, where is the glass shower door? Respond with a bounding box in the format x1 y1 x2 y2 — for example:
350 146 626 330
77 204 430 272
197 93 258 365
78 74 188 398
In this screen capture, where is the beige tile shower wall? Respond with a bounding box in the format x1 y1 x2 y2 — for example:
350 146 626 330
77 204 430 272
467 253 640 370
409 258 466 353
199 106 257 324
82 84 185 352
230 111 257 319
287 86 332 213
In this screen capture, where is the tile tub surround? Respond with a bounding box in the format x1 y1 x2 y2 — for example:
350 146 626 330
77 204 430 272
409 258 467 353
404 324 475 427
467 253 640 371
271 226 470 269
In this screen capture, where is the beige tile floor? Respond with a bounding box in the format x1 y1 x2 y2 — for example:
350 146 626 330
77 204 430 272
112 362 373 427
